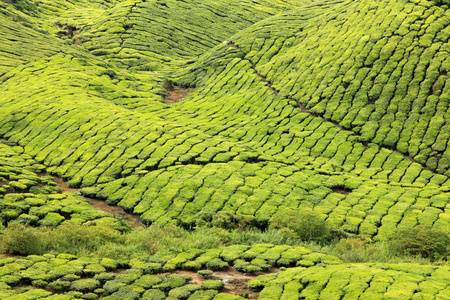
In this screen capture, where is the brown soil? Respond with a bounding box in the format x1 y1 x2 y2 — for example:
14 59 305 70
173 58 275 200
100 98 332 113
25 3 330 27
331 187 352 195
89 198 142 228
174 267 279 299
53 177 78 193
164 86 193 104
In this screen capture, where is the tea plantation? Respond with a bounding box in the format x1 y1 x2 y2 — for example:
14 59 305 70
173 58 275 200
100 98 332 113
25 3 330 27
2 0 450 298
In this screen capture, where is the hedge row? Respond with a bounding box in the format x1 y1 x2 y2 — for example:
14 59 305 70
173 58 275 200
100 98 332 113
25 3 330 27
0 243 342 300
249 262 450 299
0 141 59 196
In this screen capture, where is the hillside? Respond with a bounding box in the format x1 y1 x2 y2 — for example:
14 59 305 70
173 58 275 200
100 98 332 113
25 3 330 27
1 0 450 298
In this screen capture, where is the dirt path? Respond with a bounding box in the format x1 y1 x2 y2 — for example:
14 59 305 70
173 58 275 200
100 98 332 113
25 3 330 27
89 198 142 228
52 176 143 228
164 86 193 103
174 267 280 299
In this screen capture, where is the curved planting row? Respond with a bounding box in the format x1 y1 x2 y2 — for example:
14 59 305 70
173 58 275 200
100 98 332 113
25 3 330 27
249 262 450 299
1 0 450 243
225 0 450 174
3 248 450 299
79 0 307 68
0 243 341 300
0 141 58 196
0 192 125 229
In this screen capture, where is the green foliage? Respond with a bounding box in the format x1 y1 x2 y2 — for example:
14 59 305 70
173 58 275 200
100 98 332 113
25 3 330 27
334 238 392 263
1 223 46 255
188 289 218 299
269 209 332 244
201 280 224 290
71 278 100 292
0 222 122 256
168 284 201 299
433 0 450 5
2 0 450 298
389 226 450 261
197 270 213 277
142 289 166 300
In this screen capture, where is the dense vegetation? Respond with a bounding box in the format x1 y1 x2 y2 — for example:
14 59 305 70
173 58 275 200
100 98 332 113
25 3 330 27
2 0 450 298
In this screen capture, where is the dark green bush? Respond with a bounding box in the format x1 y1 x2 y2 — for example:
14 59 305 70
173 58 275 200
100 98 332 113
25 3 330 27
269 209 332 244
10 0 38 13
333 238 389 263
194 212 260 230
0 223 47 255
53 223 123 252
211 212 237 230
389 226 450 261
433 0 450 5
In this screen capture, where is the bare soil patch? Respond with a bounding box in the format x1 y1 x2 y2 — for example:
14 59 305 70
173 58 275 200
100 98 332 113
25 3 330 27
332 187 352 195
174 267 279 299
164 86 193 103
53 177 78 193
89 198 142 228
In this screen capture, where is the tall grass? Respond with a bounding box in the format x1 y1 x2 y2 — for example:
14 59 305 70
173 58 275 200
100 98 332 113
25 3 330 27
0 223 296 259
0 223 446 265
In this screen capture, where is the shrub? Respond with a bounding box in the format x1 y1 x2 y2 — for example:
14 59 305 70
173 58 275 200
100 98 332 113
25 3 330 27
134 275 163 289
201 280 224 290
189 290 218 300
168 284 201 299
205 258 228 271
389 226 450 261
333 238 391 263
48 280 71 291
71 279 100 292
103 280 126 294
54 223 123 253
194 212 260 230
0 223 47 255
142 289 165 300
269 209 332 244
198 270 213 277
433 0 450 5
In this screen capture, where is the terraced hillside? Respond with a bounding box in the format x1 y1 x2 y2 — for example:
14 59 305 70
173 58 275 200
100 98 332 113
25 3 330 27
2 0 450 298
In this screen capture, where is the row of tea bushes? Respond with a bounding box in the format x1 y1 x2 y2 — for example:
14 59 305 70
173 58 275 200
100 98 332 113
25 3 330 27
249 262 450 299
0 193 120 228
3 250 450 299
145 243 341 273
0 141 59 195
224 0 450 175
79 0 305 69
2 0 450 240
0 243 342 299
